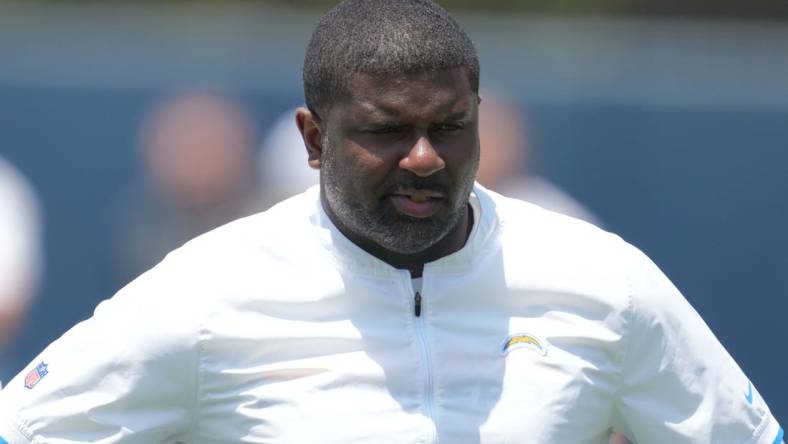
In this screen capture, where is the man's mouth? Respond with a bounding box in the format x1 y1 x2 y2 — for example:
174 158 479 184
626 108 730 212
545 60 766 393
387 188 444 218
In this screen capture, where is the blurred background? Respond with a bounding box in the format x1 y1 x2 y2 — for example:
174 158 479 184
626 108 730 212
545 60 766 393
0 0 785 421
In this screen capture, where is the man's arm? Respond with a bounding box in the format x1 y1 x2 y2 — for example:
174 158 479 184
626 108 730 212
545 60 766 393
0 257 200 443
611 243 782 444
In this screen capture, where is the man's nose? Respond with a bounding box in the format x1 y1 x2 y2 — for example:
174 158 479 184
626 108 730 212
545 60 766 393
399 136 446 177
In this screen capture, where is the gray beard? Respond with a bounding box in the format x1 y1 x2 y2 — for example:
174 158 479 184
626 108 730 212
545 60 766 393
321 144 473 255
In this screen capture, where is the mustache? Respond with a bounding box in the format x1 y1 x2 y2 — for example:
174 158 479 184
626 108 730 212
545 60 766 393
380 175 450 196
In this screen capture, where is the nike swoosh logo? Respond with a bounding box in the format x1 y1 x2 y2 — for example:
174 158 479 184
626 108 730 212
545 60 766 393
745 381 754 405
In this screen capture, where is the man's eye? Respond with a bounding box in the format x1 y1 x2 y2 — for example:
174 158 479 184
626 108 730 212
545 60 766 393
433 123 463 132
366 125 405 134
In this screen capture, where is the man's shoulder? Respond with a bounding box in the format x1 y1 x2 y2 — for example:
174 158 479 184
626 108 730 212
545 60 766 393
144 188 329 302
178 188 322 261
481 186 639 300
483 185 620 252
97 188 319 300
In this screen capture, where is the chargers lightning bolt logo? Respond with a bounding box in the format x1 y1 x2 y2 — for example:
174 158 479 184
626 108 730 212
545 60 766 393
502 333 548 356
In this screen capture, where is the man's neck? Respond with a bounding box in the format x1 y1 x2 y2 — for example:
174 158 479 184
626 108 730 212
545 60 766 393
326 201 473 278
404 203 473 278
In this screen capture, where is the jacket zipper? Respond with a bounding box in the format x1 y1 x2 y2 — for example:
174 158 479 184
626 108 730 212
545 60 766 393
412 289 436 441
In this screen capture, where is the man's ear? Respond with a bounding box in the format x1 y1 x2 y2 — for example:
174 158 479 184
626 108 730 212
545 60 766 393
296 107 324 170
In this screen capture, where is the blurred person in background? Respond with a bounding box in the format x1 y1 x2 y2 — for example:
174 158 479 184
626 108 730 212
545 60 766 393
477 94 600 226
111 91 265 286
258 107 319 208
0 157 42 386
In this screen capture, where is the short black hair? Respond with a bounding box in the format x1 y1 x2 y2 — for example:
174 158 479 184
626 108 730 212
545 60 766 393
303 0 480 118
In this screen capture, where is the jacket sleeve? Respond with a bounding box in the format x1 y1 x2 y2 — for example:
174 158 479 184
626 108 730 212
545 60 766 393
611 243 782 444
0 255 201 444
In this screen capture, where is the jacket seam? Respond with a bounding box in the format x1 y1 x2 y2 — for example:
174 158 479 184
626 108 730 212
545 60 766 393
611 241 636 440
4 410 35 443
745 411 778 444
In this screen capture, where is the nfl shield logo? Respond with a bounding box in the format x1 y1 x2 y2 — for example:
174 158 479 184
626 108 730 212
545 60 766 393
24 362 49 389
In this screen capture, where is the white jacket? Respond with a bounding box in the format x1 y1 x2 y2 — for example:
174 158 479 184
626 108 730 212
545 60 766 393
0 184 782 443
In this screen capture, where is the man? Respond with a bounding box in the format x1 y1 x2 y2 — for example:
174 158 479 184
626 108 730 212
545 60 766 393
0 1 782 443
475 93 601 226
111 91 264 287
258 106 320 207
0 157 43 387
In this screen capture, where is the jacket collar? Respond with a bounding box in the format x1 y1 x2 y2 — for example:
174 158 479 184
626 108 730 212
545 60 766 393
308 182 499 279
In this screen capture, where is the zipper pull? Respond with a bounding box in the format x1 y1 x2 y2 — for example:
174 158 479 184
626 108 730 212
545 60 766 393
414 292 422 317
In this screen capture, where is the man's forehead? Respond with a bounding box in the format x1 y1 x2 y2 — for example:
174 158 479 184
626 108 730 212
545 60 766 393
340 70 476 118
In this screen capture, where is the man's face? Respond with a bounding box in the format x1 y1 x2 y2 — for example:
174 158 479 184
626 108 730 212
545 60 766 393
318 68 480 254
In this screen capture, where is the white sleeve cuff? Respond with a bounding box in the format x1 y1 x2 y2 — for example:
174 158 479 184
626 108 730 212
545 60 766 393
754 414 783 444
0 420 30 444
